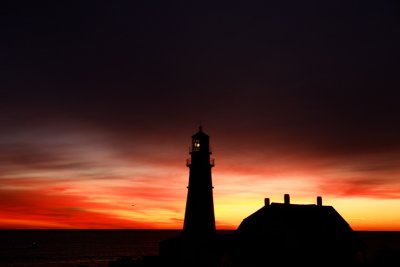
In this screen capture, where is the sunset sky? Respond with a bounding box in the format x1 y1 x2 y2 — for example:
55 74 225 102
1 1 400 230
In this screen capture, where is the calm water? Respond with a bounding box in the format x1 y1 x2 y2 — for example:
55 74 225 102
0 230 398 267
0 230 181 267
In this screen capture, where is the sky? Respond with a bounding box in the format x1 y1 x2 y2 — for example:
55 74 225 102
1 1 400 230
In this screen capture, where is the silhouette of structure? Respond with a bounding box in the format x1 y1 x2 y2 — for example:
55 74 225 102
230 194 366 266
184 126 216 237
160 126 218 267
159 128 366 267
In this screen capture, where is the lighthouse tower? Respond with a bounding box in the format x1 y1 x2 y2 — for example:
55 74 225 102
183 126 216 238
159 126 218 266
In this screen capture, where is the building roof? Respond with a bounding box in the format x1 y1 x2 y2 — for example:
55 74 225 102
237 202 355 245
192 126 209 138
232 195 366 265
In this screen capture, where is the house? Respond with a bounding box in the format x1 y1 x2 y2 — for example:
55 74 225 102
230 194 366 266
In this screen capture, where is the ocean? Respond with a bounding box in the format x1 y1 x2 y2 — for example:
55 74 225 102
0 230 399 267
0 230 182 267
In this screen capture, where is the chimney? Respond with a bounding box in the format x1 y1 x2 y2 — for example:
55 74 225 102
284 194 290 205
264 198 270 206
317 196 322 206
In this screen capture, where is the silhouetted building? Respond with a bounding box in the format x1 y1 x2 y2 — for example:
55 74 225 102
159 129 366 267
184 126 216 237
230 194 366 266
160 126 218 267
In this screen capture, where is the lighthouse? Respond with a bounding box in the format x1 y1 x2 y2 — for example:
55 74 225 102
183 126 216 238
159 126 218 266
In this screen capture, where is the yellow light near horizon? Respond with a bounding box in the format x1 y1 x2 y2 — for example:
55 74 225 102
213 192 400 231
323 197 400 231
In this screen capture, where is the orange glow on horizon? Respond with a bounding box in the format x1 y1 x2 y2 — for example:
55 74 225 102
0 130 400 231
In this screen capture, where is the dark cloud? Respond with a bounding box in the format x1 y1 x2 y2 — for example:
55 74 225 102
2 1 400 148
1 1 399 178
0 143 87 172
